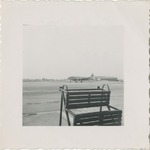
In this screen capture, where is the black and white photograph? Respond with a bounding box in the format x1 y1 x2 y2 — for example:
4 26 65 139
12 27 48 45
1 1 149 149
23 25 124 126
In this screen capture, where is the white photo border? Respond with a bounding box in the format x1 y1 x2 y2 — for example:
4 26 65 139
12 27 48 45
0 1 149 149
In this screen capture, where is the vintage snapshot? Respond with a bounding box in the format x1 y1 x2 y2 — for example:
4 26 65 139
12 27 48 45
1 1 149 149
23 25 124 126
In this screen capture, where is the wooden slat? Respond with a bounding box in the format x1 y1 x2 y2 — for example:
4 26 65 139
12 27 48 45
90 100 109 103
76 110 122 117
103 112 122 116
102 123 121 126
76 114 121 123
77 115 120 122
68 91 110 95
77 122 121 126
68 95 110 99
103 114 121 119
102 110 122 115
67 88 103 91
79 121 100 126
102 118 121 124
76 119 121 126
75 112 100 118
78 117 100 123
68 99 109 104
67 102 108 109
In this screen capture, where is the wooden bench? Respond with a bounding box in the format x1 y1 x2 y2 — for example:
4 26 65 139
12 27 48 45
59 85 122 126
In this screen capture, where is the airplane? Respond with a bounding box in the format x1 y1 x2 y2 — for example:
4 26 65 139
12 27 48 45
68 73 94 83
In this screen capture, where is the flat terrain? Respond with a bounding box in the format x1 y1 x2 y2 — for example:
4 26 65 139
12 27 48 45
23 80 124 126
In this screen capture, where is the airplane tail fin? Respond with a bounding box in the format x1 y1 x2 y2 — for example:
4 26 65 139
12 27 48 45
90 73 95 79
91 73 94 77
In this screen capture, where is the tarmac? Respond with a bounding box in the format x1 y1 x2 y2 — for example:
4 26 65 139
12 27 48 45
23 81 123 126
23 111 68 126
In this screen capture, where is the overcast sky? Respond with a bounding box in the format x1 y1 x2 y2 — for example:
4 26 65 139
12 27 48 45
23 25 123 79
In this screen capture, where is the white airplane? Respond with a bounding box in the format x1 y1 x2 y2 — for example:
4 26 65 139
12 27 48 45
68 73 94 83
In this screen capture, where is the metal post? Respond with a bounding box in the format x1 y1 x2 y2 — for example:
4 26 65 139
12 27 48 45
59 93 63 126
65 111 71 126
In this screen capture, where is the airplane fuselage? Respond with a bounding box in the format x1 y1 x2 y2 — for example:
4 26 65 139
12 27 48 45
68 76 93 83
